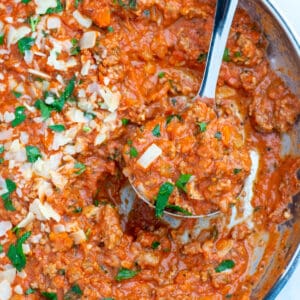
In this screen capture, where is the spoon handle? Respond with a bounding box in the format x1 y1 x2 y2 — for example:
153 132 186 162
198 0 238 99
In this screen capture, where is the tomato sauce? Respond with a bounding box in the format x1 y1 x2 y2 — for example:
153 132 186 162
0 1 299 299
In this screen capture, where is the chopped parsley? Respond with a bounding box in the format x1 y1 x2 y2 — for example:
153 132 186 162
74 0 82 8
1 178 17 211
223 48 231 62
70 38 80 56
17 36 35 54
11 106 26 127
0 34 4 45
233 168 242 175
128 0 137 9
166 114 182 125
35 77 76 119
25 145 42 163
74 162 86 175
48 124 65 132
84 112 96 120
197 53 207 63
197 122 207 132
107 26 114 33
7 231 31 271
0 245 3 253
45 0 63 14
12 91 22 98
115 267 139 281
165 204 192 216
158 71 165 78
155 182 175 218
121 118 130 126
214 131 222 140
152 124 161 137
129 146 138 158
73 207 82 213
175 174 192 193
41 292 57 300
234 51 242 57
215 259 235 273
25 287 36 295
29 16 40 32
151 241 160 249
21 0 32 3
0 145 4 154
64 284 83 299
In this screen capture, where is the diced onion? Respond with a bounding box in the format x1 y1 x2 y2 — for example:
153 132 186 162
73 10 92 28
137 144 162 169
80 31 97 50
17 212 35 228
7 25 31 46
0 221 12 237
29 199 61 222
0 268 16 284
35 0 57 15
0 280 12 300
28 69 51 80
98 86 120 112
70 229 86 244
47 17 61 30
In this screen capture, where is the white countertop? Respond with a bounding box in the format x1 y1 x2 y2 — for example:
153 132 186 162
270 1 299 299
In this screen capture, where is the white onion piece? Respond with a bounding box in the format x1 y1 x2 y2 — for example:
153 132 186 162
73 10 92 28
80 31 97 49
47 17 61 30
0 221 12 237
35 0 57 15
0 280 12 300
137 144 162 169
70 229 86 244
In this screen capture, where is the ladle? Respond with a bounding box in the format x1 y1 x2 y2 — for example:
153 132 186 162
129 0 239 219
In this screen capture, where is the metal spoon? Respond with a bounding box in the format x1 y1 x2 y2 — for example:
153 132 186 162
128 0 239 219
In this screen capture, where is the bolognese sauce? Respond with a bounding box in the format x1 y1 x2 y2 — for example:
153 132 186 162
0 0 299 299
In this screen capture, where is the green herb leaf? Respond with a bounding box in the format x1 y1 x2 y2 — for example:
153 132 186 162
21 0 31 3
214 131 222 140
0 34 4 45
25 287 36 295
165 204 192 216
60 76 76 106
175 174 192 193
128 0 137 9
0 145 4 154
121 118 129 126
129 146 138 158
29 16 40 32
152 124 161 137
197 53 207 63
151 241 160 249
215 259 235 273
7 231 31 271
197 122 207 132
71 284 83 295
11 106 26 127
84 112 95 120
0 245 3 253
45 0 63 14
74 162 86 175
17 37 35 54
12 91 22 98
48 124 65 132
102 298 114 300
166 114 182 125
1 179 17 211
74 0 82 8
233 168 242 175
223 48 231 62
107 26 114 33
234 51 242 57
158 71 165 78
115 268 139 281
70 38 80 56
155 182 175 218
5 178 17 193
41 292 57 300
73 207 82 213
25 145 42 163
34 99 51 120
